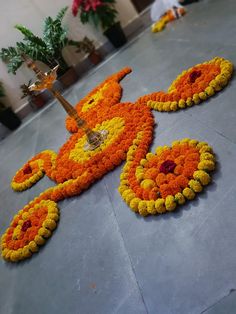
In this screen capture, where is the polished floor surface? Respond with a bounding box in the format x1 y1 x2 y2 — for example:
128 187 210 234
1 0 236 313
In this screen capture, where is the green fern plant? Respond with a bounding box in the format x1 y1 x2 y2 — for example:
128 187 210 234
0 7 88 76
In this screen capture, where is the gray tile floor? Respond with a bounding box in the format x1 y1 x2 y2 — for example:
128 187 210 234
1 0 236 313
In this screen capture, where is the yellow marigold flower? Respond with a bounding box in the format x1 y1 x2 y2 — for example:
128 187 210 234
34 235 46 246
125 193 136 205
163 102 171 111
157 103 164 111
127 155 134 161
198 160 215 171
140 159 148 166
155 147 164 155
120 173 127 180
153 103 159 110
170 101 178 111
130 198 140 213
193 170 211 185
199 145 213 153
138 201 148 216
47 213 59 221
28 241 39 253
141 179 156 189
193 94 200 105
188 180 203 193
147 100 154 107
10 250 21 262
1 248 9 259
200 152 215 162
189 139 198 147
118 186 127 194
43 219 57 231
186 98 193 107
205 86 215 97
147 200 157 215
22 212 30 220
38 227 51 238
172 140 180 147
122 189 132 199
22 246 32 259
136 173 144 183
165 195 176 211
146 153 154 161
181 138 190 144
155 199 166 213
199 92 208 100
183 187 195 200
175 193 185 205
178 99 186 108
196 141 208 149
5 250 12 261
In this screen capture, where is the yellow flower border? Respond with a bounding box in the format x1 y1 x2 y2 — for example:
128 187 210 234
138 57 233 112
1 200 59 262
119 137 215 216
11 150 57 192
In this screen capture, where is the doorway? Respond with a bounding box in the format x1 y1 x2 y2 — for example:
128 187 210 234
131 0 154 13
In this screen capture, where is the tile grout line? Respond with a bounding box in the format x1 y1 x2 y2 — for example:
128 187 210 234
104 181 149 314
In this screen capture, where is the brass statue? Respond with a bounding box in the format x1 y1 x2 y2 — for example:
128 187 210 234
21 55 108 150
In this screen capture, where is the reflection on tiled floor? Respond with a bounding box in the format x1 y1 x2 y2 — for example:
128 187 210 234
1 0 236 313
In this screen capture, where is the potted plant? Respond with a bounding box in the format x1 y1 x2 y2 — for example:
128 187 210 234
72 0 127 48
0 81 21 130
0 7 95 87
76 36 103 65
20 80 48 110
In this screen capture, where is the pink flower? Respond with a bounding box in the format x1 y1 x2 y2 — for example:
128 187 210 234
160 160 176 174
72 0 83 16
84 0 102 12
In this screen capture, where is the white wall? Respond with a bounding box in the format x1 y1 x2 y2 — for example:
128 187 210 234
0 0 138 111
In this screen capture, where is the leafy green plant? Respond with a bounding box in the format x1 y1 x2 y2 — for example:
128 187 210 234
75 37 95 54
0 7 90 76
72 0 118 31
20 80 34 99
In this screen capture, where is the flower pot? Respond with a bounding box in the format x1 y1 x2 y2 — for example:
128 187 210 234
58 67 79 89
103 22 127 48
30 93 48 110
88 50 103 65
0 107 21 130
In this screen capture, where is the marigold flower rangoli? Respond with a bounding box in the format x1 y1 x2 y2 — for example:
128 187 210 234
1 57 229 262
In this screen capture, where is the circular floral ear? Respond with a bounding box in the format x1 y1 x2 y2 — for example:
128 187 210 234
137 57 233 112
119 138 215 216
11 150 57 191
1 200 59 262
11 160 45 191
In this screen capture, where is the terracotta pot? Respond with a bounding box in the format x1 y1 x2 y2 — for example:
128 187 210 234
88 51 103 65
59 67 79 88
30 93 47 110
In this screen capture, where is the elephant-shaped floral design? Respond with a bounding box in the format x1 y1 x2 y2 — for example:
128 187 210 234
1 57 233 262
